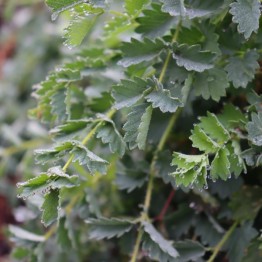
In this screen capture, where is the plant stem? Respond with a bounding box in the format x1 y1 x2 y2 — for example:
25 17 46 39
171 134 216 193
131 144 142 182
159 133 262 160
45 108 116 240
130 228 144 262
143 108 181 212
62 108 116 172
207 221 238 262
155 190 175 222
130 23 182 261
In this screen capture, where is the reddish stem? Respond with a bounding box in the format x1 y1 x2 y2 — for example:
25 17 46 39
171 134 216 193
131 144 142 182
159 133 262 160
155 190 175 222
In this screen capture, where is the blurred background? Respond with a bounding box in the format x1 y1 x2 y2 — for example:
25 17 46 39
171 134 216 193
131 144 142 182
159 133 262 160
0 1 63 259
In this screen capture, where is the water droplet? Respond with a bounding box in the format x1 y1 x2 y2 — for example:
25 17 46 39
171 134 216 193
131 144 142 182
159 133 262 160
228 175 231 179
193 165 199 171
206 165 211 171
204 185 208 190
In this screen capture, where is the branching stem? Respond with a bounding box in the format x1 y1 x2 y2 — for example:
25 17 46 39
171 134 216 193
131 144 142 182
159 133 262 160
62 108 116 172
44 108 116 240
130 22 182 262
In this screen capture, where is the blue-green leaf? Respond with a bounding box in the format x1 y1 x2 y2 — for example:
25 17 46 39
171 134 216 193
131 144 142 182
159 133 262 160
118 38 166 67
230 0 260 39
86 217 134 240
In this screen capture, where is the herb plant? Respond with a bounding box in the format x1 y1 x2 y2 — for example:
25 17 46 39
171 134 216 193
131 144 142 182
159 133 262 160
9 0 262 261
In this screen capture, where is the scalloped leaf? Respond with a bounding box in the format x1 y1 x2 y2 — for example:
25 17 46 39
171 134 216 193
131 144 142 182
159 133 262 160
225 50 259 88
86 217 134 240
64 15 97 48
247 112 262 146
145 79 183 113
142 222 179 261
170 153 208 188
41 189 60 227
190 125 219 153
71 144 108 174
96 123 126 157
137 105 153 150
136 3 178 39
112 77 149 109
46 0 105 20
210 147 231 180
118 38 166 67
193 68 229 101
17 166 79 199
123 103 149 149
115 172 147 193
57 216 73 249
161 0 224 19
230 0 260 39
50 119 93 140
198 112 230 144
172 44 215 72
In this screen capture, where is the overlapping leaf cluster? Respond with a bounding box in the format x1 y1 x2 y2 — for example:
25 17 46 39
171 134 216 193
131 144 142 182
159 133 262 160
10 0 262 261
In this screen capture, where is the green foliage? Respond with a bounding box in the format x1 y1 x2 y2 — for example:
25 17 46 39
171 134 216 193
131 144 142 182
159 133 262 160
4 0 261 261
172 43 216 72
86 217 134 240
119 38 166 67
142 221 179 261
230 0 260 39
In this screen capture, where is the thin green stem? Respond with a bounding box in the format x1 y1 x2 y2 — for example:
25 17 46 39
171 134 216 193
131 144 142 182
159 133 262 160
62 108 116 172
207 221 238 262
45 108 116 240
130 228 144 262
130 23 182 262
